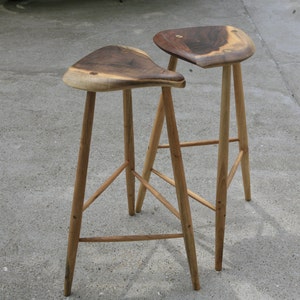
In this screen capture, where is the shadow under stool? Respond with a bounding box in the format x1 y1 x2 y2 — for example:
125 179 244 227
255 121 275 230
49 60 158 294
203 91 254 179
136 26 256 271
62 45 200 296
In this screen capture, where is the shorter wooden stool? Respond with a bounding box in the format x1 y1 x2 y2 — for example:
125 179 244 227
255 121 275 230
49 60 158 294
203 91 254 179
136 26 255 271
62 45 200 296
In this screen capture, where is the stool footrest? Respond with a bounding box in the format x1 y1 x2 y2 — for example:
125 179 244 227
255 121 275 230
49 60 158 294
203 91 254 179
79 233 184 242
227 150 244 188
83 162 129 211
158 137 239 149
152 168 216 211
133 170 181 219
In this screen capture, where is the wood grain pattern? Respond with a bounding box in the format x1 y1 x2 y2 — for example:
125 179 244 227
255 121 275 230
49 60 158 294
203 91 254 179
63 45 185 91
153 26 255 68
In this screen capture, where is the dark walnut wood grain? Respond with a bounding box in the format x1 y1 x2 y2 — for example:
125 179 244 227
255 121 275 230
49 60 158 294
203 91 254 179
153 26 255 68
63 45 185 92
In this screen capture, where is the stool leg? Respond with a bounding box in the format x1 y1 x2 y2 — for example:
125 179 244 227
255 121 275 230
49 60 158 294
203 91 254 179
136 55 178 212
123 89 135 216
64 91 96 296
136 95 165 212
215 65 231 271
162 86 200 290
233 63 251 201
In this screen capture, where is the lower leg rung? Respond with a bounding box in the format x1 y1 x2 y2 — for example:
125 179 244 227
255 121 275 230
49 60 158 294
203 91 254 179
158 137 239 148
152 168 216 211
133 171 181 219
83 161 128 211
227 150 244 188
79 233 184 242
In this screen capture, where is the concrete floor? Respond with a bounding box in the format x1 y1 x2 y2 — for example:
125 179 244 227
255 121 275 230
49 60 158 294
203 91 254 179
0 0 299 299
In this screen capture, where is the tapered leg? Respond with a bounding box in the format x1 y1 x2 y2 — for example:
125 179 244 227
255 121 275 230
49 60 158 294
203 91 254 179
162 86 200 290
215 65 231 271
123 89 135 216
64 91 96 296
136 56 178 212
135 96 165 212
233 63 251 201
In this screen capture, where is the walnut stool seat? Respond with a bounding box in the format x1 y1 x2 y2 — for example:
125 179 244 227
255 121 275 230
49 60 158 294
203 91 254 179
62 45 200 296
136 26 255 271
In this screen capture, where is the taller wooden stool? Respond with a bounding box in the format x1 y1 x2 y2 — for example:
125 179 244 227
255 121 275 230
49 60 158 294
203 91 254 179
62 45 200 296
136 26 255 271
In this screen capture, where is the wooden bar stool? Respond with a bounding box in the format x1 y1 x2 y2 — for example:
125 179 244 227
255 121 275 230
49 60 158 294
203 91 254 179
62 45 200 296
136 26 255 271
